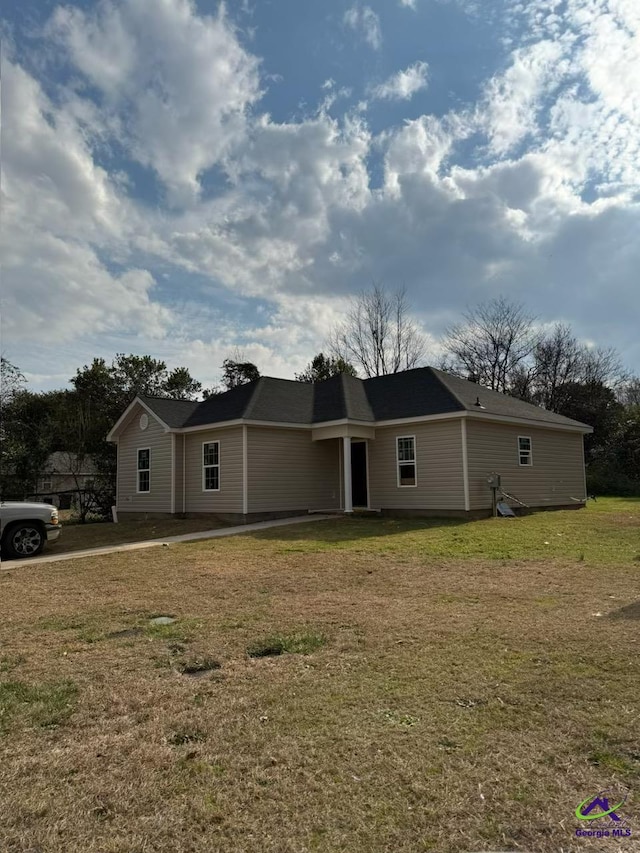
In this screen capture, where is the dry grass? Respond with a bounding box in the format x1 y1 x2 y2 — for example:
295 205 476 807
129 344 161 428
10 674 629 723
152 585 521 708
0 499 639 852
48 516 229 555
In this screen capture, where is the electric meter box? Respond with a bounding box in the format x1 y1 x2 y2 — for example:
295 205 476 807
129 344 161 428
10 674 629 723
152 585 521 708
487 473 501 489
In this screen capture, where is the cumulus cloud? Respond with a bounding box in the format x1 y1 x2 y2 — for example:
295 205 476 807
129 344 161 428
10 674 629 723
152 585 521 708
158 112 373 300
48 0 261 205
343 5 382 50
370 61 429 101
0 56 168 350
482 0 640 195
481 39 572 156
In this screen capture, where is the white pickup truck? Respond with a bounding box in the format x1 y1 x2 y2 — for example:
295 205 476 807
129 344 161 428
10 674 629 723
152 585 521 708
0 502 62 559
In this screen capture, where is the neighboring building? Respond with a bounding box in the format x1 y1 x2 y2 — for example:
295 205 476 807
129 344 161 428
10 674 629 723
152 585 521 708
107 367 592 522
36 452 98 508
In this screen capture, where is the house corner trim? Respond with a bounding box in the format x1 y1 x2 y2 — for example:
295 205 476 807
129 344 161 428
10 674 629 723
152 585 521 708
170 433 176 514
242 425 248 515
461 419 470 512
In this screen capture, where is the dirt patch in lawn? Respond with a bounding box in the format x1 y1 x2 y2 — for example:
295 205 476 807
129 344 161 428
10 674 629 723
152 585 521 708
0 501 639 853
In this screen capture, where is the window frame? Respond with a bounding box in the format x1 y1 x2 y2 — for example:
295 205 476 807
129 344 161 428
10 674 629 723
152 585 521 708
137 447 151 493
518 435 533 467
396 435 417 488
202 440 221 492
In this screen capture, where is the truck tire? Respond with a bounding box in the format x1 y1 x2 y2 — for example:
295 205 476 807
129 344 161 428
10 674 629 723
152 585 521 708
2 522 46 559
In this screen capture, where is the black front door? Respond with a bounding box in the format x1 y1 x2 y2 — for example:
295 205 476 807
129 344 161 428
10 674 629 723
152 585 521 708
351 441 368 507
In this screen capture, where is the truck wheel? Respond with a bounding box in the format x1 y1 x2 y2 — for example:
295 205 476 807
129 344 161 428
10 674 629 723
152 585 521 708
2 523 46 559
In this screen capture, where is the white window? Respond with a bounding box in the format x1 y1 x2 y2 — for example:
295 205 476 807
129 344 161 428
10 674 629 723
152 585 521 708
42 480 53 493
397 436 417 487
137 448 150 492
518 436 532 466
203 441 220 491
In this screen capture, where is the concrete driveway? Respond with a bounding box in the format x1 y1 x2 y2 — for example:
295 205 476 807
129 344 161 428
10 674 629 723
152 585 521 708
0 514 334 570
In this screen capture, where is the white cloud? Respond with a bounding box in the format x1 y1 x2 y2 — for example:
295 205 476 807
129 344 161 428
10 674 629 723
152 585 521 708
1 60 124 242
2 200 169 344
49 0 262 205
371 61 429 101
158 112 373 299
482 39 572 156
0 56 168 351
343 5 382 50
5 0 640 388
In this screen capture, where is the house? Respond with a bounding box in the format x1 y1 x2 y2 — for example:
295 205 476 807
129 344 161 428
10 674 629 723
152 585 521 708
107 367 593 522
35 452 98 509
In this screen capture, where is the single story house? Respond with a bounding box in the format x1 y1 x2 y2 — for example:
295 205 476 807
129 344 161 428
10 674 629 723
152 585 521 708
107 367 592 522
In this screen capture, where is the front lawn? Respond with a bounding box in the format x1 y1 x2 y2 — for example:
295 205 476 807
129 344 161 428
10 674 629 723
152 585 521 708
48 515 229 555
0 498 638 852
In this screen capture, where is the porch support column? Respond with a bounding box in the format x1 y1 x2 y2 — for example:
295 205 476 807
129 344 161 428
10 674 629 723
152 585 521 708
343 436 353 513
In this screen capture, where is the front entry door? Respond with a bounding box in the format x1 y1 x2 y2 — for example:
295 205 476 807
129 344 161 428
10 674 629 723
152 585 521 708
350 441 368 507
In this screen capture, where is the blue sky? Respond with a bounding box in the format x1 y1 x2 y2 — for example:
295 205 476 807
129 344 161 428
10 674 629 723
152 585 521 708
2 0 639 391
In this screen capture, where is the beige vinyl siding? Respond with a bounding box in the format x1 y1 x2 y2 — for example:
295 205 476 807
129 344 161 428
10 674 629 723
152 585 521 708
367 421 466 510
247 428 341 513
184 427 243 513
116 403 171 513
466 420 586 510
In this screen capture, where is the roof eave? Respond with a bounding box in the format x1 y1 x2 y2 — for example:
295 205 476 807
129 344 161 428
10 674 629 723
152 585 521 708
464 409 593 433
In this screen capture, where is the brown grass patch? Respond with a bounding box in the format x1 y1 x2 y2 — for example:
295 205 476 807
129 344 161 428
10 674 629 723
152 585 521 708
0 503 639 852
47 516 229 555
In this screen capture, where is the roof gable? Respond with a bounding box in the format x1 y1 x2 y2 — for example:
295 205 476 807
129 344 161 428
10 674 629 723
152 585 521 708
106 397 180 440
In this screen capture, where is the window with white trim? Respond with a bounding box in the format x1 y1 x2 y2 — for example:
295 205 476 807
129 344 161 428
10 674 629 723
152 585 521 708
397 436 417 487
203 441 220 491
137 448 150 492
518 436 532 466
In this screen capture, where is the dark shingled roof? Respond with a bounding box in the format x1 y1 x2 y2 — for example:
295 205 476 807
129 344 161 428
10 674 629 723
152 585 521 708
430 368 591 428
182 381 260 427
140 396 200 428
137 368 592 431
246 378 315 423
364 368 465 421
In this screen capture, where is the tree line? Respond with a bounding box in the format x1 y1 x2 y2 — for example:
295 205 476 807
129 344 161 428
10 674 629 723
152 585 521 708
1 287 638 512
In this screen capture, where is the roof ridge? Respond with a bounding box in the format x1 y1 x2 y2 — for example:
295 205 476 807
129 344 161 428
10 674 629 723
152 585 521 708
338 373 350 419
427 367 468 410
139 393 199 403
240 376 266 420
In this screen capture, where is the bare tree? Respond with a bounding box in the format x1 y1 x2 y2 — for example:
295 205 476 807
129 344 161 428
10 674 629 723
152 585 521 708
0 357 25 407
442 297 540 393
580 345 625 387
329 285 427 377
618 376 640 407
50 450 100 523
529 324 585 410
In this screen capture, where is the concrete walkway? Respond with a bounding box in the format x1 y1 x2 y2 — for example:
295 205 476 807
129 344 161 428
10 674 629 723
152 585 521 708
0 514 335 570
